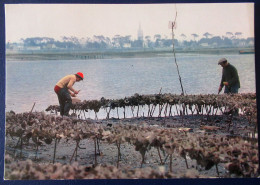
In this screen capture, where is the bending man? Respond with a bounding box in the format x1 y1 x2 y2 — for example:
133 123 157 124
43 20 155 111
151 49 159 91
54 72 84 116
218 58 240 94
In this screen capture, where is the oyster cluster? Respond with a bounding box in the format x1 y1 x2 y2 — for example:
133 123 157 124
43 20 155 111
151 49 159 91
5 154 207 179
5 111 259 178
46 93 257 124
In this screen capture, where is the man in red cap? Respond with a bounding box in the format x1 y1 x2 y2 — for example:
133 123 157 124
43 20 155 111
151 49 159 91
54 72 84 116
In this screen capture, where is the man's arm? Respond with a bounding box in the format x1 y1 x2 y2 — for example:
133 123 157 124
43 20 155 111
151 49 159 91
68 89 76 97
220 71 225 88
67 78 79 94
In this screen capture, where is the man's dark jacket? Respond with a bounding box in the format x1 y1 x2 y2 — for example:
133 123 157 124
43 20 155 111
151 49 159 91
220 63 240 88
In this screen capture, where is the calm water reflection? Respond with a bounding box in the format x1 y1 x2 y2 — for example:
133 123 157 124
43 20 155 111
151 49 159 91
6 53 256 113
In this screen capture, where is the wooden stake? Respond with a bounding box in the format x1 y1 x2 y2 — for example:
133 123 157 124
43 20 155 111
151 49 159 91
97 138 100 155
27 102 36 121
141 153 145 168
171 10 184 95
184 155 189 169
170 154 173 172
35 137 39 160
157 147 163 165
94 138 97 166
75 141 79 161
83 111 87 120
169 105 173 117
53 138 57 164
216 164 220 177
70 141 78 163
116 141 121 168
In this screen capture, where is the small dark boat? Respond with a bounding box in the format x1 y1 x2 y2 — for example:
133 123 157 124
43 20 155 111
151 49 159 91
239 49 255 54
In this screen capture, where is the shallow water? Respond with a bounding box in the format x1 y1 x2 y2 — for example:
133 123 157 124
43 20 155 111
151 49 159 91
6 53 256 113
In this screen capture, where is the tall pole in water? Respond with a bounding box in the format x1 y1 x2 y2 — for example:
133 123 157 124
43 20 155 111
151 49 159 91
171 6 185 95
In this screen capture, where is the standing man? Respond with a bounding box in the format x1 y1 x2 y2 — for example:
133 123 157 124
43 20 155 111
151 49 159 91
218 58 240 94
54 72 84 116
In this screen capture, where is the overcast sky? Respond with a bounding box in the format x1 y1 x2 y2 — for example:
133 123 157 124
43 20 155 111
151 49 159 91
5 3 254 42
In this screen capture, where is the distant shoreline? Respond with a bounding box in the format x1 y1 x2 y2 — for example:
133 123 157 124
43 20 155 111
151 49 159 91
6 47 254 61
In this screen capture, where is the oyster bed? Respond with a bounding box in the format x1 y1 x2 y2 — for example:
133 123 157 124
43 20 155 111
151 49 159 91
46 93 257 123
4 93 259 179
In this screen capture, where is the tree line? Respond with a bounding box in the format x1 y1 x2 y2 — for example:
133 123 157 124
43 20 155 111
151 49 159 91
7 32 254 51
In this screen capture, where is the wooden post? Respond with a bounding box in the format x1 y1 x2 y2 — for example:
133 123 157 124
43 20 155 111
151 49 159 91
27 102 36 121
157 147 163 165
53 138 57 164
170 154 173 172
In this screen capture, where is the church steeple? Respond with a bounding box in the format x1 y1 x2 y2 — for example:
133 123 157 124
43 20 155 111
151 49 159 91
137 23 143 41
